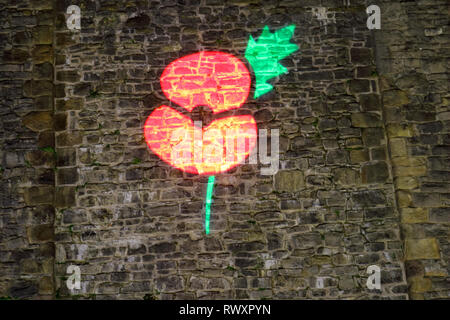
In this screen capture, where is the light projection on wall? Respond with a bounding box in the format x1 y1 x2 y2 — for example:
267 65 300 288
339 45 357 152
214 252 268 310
245 25 298 98
144 51 257 175
144 25 299 234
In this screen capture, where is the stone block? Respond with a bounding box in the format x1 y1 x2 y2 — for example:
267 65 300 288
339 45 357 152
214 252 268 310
27 224 54 243
56 70 80 82
395 176 418 190
412 193 440 208
8 281 38 299
56 98 83 111
57 167 78 185
56 33 77 47
393 165 427 177
31 0 53 10
34 96 53 110
32 45 53 63
56 132 82 147
405 238 440 260
351 113 382 128
53 113 67 131
22 111 53 132
326 149 348 164
362 161 389 184
362 128 384 147
21 259 41 273
350 47 372 64
349 80 371 94
33 62 53 79
371 147 386 161
54 187 76 208
409 277 432 293
274 170 304 192
350 149 369 163
429 208 450 223
383 90 409 107
24 80 53 97
25 150 55 167
125 14 150 29
396 190 412 208
333 168 360 186
390 138 407 157
39 276 54 295
38 131 55 148
387 124 413 137
359 93 381 111
401 208 429 223
338 276 355 290
4 152 22 168
391 157 426 167
3 49 30 63
24 186 54 205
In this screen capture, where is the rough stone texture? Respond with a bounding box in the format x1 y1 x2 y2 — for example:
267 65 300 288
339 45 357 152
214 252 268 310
0 0 447 300
374 0 449 300
0 0 55 299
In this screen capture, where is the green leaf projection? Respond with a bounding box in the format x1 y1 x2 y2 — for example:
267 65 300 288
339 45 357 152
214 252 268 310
245 25 299 98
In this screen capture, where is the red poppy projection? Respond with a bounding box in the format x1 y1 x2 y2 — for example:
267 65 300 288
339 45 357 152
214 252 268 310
144 25 299 234
144 52 257 175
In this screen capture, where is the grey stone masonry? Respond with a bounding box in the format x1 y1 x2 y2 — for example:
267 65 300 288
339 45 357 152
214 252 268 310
0 0 448 300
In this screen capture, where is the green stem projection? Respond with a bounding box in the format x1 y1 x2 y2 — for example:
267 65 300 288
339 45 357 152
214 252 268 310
205 175 215 235
205 25 298 234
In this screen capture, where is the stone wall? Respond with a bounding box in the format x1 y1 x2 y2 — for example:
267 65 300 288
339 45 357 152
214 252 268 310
0 0 55 299
374 0 449 299
0 0 447 300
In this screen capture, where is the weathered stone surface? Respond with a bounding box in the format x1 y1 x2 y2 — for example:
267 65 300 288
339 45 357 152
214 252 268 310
33 26 53 44
3 49 30 63
395 177 418 190
33 62 53 79
22 111 53 131
383 90 409 107
56 99 84 111
24 186 54 205
39 276 54 295
56 71 80 83
56 132 82 146
125 14 150 29
333 168 360 186
32 45 53 63
397 190 412 208
25 150 55 167
429 208 450 223
8 281 39 299
54 187 76 208
349 80 371 94
359 94 381 111
38 130 55 148
53 113 67 131
350 48 372 65
27 224 54 243
409 277 432 293
57 168 78 185
350 149 369 163
274 170 304 192
351 113 382 128
387 124 413 138
405 239 440 260
401 208 429 224
362 162 389 184
2 0 448 301
23 80 53 97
